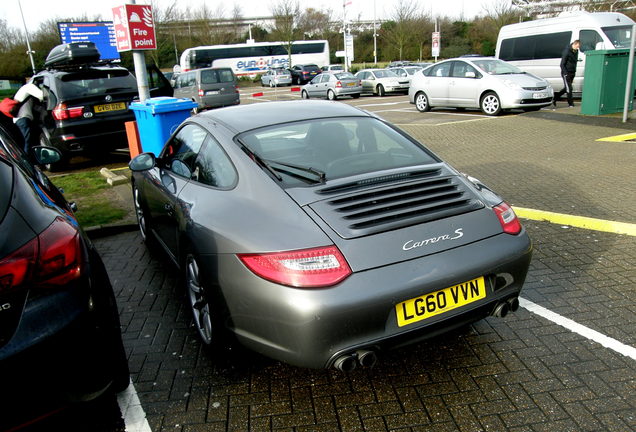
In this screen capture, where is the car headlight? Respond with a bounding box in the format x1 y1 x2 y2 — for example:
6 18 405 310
502 79 523 90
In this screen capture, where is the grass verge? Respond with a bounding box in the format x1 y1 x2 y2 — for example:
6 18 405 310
52 171 130 227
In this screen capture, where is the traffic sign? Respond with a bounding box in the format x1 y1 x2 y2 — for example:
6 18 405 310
112 4 157 52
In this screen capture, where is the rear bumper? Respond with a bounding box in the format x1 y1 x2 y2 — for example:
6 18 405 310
49 112 134 154
212 230 532 368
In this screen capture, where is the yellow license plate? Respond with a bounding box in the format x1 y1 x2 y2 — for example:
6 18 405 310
395 277 486 327
347 82 355 86
94 102 126 113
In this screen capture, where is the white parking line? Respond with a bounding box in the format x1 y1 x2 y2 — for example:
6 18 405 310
117 380 152 432
519 298 636 361
355 101 407 108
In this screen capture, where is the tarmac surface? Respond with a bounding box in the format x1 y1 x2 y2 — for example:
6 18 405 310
34 94 636 432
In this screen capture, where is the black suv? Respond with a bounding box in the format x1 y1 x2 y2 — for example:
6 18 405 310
30 43 172 168
290 64 321 85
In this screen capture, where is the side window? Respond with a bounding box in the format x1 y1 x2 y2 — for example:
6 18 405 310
429 63 450 77
580 30 603 52
192 134 237 188
162 124 207 178
500 32 572 60
451 61 477 78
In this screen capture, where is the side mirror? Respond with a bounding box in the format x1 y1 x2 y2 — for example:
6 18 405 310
31 146 61 165
465 71 476 78
129 152 157 171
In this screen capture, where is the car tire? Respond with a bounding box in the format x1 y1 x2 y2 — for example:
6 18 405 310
270 81 275 88
186 254 217 347
352 93 360 99
377 85 386 97
480 92 502 116
133 184 154 246
415 92 431 112
261 80 265 87
327 89 337 101
301 90 309 99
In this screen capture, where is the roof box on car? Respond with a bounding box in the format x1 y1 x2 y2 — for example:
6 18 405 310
45 42 101 68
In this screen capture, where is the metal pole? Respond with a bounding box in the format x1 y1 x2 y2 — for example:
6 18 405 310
17 0 36 75
623 24 636 123
373 0 377 65
130 0 150 102
343 2 348 72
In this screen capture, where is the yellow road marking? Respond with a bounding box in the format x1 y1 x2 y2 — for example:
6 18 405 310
597 132 636 142
513 207 636 236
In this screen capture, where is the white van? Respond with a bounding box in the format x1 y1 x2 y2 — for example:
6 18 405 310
495 12 635 95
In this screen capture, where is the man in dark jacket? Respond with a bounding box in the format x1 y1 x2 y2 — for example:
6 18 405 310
553 40 580 108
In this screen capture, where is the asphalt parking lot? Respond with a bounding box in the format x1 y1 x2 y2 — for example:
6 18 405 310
28 89 636 432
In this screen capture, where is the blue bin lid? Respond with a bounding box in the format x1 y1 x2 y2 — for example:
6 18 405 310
130 97 198 114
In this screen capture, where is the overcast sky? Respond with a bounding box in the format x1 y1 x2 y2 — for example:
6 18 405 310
4 0 502 33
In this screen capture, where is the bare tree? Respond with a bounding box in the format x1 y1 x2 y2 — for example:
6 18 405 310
381 0 421 60
270 0 301 67
297 8 332 39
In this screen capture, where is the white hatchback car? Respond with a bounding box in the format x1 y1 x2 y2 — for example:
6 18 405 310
355 69 410 96
408 57 554 115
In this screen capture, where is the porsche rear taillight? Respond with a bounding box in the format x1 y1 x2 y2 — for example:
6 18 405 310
0 217 81 292
238 246 352 288
52 103 84 120
493 202 522 235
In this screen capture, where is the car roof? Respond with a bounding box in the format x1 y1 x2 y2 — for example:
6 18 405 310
197 100 370 134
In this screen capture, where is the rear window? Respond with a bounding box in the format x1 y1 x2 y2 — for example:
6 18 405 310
58 69 136 98
304 65 320 72
239 117 438 186
201 69 235 84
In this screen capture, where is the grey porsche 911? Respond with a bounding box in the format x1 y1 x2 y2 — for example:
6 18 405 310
129 100 532 371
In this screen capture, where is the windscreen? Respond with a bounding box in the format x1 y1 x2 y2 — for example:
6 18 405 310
373 70 398 78
239 117 438 186
59 69 136 98
602 25 633 48
471 59 523 75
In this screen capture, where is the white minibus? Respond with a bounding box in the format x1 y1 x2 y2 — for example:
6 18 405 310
495 12 635 95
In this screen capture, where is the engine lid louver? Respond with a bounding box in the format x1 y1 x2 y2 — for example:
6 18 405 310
309 171 484 239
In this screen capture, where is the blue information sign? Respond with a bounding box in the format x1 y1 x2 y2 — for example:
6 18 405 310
58 21 120 61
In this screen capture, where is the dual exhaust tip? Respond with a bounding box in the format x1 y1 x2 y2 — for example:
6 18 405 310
333 297 520 372
333 349 377 372
491 296 520 318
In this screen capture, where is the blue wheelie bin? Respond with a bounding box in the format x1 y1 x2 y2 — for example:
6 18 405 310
129 97 198 156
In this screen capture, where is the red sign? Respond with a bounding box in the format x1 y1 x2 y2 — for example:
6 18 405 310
112 4 156 52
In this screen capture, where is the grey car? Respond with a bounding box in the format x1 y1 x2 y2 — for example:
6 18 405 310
173 67 240 112
355 69 410 96
260 68 292 87
408 57 554 115
301 72 362 100
389 66 423 85
129 100 532 371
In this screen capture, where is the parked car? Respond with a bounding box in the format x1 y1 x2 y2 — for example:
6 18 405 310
0 117 129 430
30 42 172 170
389 66 424 85
321 64 344 72
290 64 321 84
388 60 414 67
261 68 292 87
173 67 240 113
128 100 532 371
301 72 362 100
408 57 554 115
355 69 410 96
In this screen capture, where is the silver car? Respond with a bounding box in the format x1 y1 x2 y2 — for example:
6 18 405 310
128 100 532 371
261 68 292 87
389 66 423 85
301 72 362 100
355 69 410 96
408 57 554 115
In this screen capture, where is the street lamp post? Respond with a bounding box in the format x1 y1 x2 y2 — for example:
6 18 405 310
17 0 36 75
